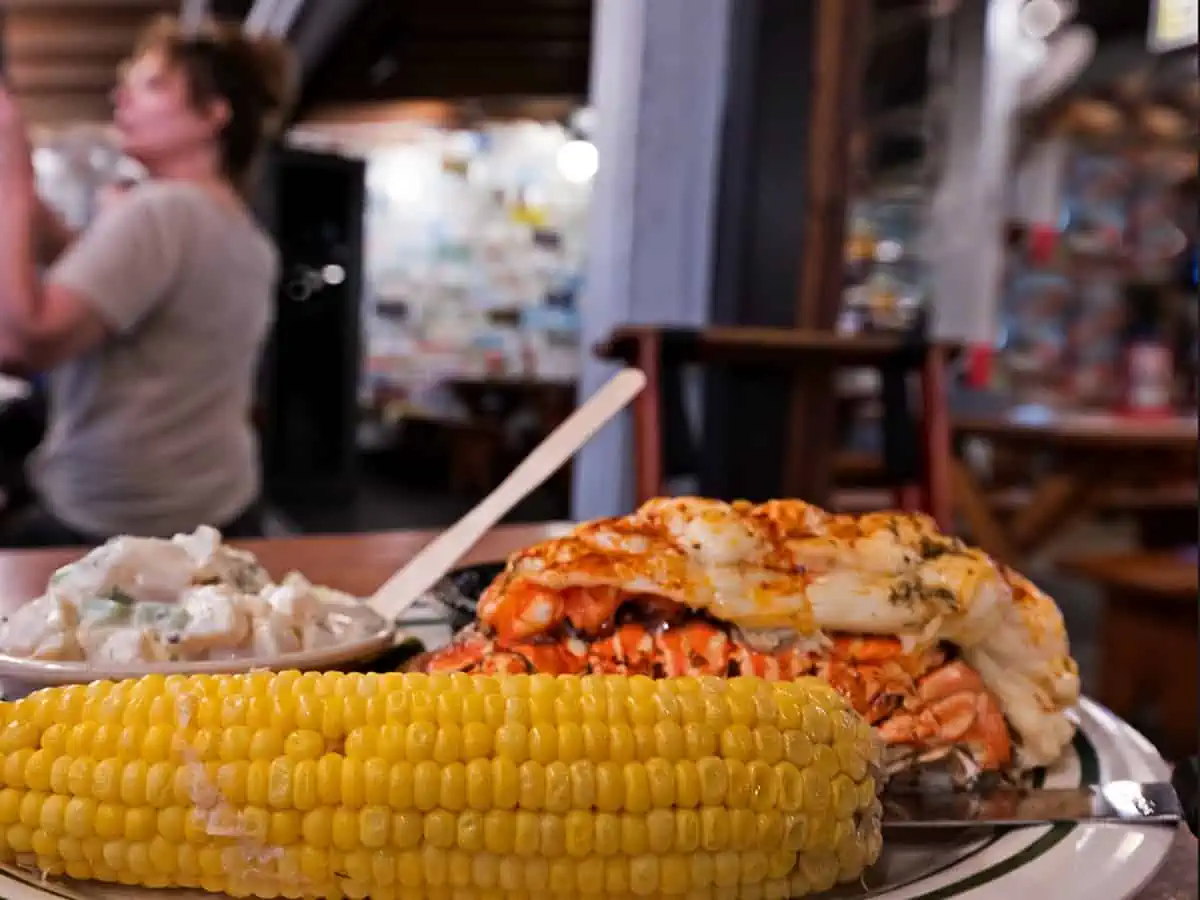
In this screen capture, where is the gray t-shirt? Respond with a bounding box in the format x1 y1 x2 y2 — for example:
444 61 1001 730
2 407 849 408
32 181 277 538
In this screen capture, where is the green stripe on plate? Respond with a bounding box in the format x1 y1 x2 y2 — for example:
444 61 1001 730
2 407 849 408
0 863 90 900
906 730 1100 900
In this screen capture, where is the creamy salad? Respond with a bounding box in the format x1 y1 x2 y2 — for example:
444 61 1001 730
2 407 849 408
0 526 387 665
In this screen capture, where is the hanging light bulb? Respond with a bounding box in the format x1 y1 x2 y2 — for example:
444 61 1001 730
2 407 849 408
1019 0 1074 40
569 106 597 139
556 140 598 184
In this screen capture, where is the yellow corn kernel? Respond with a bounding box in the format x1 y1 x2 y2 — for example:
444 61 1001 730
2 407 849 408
331 808 358 851
513 810 539 856
413 760 439 811
341 757 366 807
726 759 752 808
391 810 422 850
539 812 566 856
247 727 283 761
423 809 455 849
645 809 674 854
0 789 19 825
484 810 515 854
697 757 728 806
673 760 701 809
608 723 636 763
595 761 622 813
49 756 72 795
544 761 572 813
594 811 621 856
3 748 32 790
25 749 53 791
563 809 592 857
0 672 879 898
730 808 759 851
604 855 630 894
527 723 557 764
557 721 583 759
580 720 608 761
124 807 157 842
284 730 325 761
293 759 319 811
465 759 491 810
568 760 595 808
799 764 832 815
387 761 414 809
495 722 528 763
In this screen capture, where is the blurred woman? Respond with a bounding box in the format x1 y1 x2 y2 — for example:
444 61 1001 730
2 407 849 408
0 17 292 545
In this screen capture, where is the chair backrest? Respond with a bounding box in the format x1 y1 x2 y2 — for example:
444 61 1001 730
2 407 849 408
596 324 954 527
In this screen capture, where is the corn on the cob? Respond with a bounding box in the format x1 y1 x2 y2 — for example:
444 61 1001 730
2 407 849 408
0 671 883 899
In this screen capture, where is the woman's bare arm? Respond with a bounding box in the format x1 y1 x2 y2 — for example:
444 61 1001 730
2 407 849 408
33 197 77 266
0 190 106 373
0 85 107 372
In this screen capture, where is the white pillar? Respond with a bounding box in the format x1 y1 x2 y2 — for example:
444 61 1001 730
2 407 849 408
1012 138 1070 228
570 0 732 520
928 0 1029 343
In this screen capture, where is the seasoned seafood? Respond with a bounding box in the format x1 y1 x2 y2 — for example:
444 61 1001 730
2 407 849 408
422 498 1080 778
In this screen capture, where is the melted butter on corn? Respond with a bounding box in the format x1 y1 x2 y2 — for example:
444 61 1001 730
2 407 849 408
0 672 883 899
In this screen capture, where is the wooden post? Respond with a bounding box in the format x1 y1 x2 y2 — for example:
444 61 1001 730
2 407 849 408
785 0 870 503
633 330 664 504
702 0 869 505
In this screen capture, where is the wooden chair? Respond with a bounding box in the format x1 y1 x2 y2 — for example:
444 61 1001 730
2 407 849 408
595 324 954 529
1060 550 1198 762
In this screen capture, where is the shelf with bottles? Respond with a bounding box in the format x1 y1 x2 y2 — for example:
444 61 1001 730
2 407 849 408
999 133 1196 409
358 118 591 403
842 191 931 334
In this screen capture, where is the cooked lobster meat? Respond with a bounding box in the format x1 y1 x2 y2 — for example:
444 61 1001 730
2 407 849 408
421 497 1080 778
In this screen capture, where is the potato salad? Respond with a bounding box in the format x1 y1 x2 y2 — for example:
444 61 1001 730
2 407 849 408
0 527 387 664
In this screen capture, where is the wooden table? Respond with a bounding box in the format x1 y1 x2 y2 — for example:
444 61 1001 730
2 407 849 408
1060 550 1198 761
442 375 577 494
0 525 1194 898
952 409 1197 562
444 375 577 449
1136 827 1198 900
1061 549 1199 598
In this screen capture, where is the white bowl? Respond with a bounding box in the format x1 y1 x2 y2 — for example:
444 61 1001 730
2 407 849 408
0 628 397 688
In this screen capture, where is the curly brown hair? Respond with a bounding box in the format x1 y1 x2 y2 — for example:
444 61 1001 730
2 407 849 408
128 16 296 185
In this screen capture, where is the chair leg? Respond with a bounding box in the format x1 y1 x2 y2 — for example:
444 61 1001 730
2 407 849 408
894 485 923 512
921 345 953 530
633 331 665 504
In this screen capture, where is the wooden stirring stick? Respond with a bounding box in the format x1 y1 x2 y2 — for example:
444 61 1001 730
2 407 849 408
367 368 647 624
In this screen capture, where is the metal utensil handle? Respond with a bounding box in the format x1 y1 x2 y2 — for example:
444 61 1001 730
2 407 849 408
882 781 1185 828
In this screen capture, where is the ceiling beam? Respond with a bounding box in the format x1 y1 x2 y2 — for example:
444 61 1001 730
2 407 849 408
394 0 589 8
7 60 117 93
209 0 255 18
368 38 589 61
302 95 580 126
179 0 211 31
2 0 170 8
392 10 592 39
18 92 112 125
288 0 371 79
5 18 144 60
330 65 589 101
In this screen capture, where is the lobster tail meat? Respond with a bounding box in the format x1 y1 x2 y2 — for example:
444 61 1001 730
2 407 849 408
423 497 1080 778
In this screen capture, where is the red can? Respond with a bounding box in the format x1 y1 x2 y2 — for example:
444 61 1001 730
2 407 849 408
1122 340 1174 416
